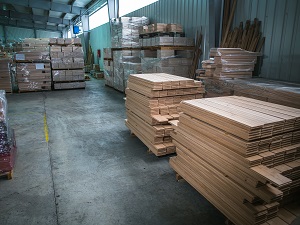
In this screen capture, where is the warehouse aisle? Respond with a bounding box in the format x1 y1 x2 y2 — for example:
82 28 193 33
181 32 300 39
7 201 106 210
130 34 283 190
1 78 224 225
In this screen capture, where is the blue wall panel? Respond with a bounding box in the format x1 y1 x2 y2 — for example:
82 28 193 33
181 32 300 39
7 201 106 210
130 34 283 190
89 23 111 68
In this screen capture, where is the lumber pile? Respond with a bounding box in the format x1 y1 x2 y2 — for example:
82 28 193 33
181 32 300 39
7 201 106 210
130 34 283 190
0 58 12 93
199 78 300 109
125 73 205 156
170 96 300 225
229 79 300 109
200 48 260 79
215 48 260 79
221 12 265 52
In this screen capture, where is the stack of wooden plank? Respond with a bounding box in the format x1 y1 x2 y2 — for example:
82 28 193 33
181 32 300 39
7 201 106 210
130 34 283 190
170 96 300 225
0 58 12 93
201 59 216 77
125 73 205 156
230 79 300 109
213 48 260 79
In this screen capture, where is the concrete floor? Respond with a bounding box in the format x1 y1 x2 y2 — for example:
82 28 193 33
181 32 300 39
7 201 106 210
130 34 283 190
0 78 224 225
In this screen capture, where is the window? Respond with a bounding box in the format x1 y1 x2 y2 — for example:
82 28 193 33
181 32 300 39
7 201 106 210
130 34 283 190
119 0 158 16
89 5 109 30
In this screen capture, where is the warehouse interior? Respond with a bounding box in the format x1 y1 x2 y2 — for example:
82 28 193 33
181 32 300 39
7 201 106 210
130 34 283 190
0 0 300 225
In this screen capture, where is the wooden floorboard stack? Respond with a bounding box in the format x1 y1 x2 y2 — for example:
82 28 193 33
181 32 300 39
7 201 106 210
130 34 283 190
0 58 12 93
214 48 260 79
125 73 205 156
170 96 300 225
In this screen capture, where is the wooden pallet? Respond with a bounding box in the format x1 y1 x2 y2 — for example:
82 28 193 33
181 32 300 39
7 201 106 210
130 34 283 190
0 170 13 180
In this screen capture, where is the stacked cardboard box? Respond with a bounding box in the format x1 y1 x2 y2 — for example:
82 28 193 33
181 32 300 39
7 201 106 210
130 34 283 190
0 58 12 93
50 38 85 90
125 73 205 156
141 37 194 47
170 96 300 225
139 23 183 34
111 17 149 48
14 38 51 92
106 17 148 92
21 38 50 52
16 63 52 92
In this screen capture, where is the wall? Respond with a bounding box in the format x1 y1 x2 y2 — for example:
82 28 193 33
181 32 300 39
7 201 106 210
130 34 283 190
88 0 214 69
88 0 300 83
126 0 214 59
0 25 61 42
89 22 111 68
233 0 300 83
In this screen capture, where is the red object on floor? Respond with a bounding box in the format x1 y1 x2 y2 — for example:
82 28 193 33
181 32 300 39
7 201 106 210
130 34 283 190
0 130 17 174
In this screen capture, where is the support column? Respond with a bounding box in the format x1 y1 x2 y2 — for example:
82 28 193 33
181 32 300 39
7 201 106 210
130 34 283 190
107 0 119 20
34 28 37 38
3 25 7 44
62 28 68 38
81 15 90 61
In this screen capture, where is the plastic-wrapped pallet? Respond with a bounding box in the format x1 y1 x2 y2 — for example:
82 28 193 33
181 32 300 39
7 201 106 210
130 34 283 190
104 60 114 87
111 17 149 48
141 49 193 77
113 50 141 92
0 90 16 178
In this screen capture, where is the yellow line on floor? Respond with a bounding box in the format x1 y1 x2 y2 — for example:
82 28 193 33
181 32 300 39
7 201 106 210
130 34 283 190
44 113 49 142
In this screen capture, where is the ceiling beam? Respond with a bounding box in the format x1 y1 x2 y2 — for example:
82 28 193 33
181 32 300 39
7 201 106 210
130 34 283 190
0 9 70 25
0 0 84 15
0 18 64 31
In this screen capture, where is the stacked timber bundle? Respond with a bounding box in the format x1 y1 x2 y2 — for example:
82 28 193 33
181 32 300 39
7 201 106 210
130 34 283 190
221 18 265 52
201 59 216 77
125 73 205 156
0 57 12 93
170 96 300 225
213 48 260 79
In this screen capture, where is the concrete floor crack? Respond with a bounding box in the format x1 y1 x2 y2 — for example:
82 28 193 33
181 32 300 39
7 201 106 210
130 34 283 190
42 93 60 225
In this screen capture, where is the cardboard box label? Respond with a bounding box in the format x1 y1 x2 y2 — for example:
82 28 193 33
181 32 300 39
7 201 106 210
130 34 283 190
16 54 25 60
35 63 45 69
